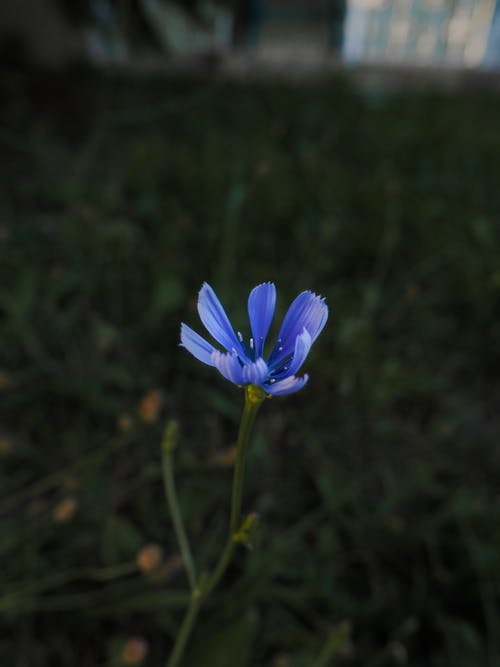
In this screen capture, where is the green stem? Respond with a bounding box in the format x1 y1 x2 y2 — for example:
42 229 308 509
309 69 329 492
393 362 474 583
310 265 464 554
229 387 262 534
162 421 197 590
166 587 203 667
202 535 235 599
165 385 265 667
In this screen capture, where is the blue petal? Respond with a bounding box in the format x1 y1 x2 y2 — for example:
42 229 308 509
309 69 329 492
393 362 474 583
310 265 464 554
212 351 245 385
241 358 269 385
265 374 309 396
197 283 242 354
248 282 276 357
268 291 328 365
272 328 312 379
180 323 216 366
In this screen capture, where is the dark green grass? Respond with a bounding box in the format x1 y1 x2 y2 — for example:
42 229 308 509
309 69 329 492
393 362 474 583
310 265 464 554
1 70 500 666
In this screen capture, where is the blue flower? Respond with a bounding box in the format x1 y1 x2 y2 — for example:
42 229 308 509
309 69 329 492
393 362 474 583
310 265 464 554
180 282 328 396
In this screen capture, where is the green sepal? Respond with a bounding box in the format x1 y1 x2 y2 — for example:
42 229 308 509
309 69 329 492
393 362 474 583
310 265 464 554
245 384 266 406
232 512 259 545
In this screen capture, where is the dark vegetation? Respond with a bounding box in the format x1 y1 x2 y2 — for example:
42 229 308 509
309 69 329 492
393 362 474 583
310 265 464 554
1 69 500 666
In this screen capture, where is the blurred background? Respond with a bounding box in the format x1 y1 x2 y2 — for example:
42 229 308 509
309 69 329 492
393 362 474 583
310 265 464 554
1 1 500 666
2 0 500 70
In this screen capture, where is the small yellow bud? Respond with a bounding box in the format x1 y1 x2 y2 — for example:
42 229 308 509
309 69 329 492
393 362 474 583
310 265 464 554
138 390 163 423
53 496 78 523
137 544 163 574
233 512 259 544
122 637 148 664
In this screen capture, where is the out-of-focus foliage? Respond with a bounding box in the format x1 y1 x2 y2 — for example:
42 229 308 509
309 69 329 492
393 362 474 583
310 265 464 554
1 70 500 666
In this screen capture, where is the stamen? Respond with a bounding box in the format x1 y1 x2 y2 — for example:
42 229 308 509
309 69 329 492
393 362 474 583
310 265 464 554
237 331 244 342
250 338 254 350
278 346 283 352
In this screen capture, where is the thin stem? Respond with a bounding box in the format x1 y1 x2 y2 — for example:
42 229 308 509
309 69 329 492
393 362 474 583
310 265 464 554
165 385 265 667
162 421 197 590
202 536 235 599
229 387 262 534
166 588 203 667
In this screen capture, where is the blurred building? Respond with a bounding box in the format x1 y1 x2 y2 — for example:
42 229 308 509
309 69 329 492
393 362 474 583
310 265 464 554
342 0 498 67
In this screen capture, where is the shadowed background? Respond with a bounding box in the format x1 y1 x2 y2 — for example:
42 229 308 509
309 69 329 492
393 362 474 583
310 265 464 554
2 3 500 666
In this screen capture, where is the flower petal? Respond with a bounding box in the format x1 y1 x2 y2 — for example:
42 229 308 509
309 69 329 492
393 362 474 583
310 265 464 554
198 283 242 354
268 291 328 365
272 328 312 379
212 351 244 385
241 358 269 385
248 282 276 357
180 323 216 366
265 374 309 396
